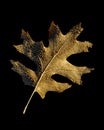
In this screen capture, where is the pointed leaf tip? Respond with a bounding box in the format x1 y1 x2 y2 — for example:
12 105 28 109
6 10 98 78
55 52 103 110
69 22 83 39
49 21 61 39
21 29 26 35
21 29 32 40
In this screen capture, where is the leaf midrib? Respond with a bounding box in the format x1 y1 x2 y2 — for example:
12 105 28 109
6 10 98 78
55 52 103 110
23 37 68 114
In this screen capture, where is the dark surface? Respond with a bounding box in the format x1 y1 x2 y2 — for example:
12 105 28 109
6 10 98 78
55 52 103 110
0 1 99 129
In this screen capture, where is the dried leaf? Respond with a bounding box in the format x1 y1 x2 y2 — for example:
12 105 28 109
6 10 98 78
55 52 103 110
10 21 94 114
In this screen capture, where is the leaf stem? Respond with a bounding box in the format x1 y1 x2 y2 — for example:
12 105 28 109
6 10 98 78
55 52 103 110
23 89 36 114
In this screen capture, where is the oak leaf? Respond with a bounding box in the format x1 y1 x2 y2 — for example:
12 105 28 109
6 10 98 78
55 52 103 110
10 21 94 114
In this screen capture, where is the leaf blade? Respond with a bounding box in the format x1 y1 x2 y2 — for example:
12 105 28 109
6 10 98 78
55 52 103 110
11 21 94 114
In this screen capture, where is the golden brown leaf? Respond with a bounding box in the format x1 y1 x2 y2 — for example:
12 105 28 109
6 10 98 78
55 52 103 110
10 21 94 114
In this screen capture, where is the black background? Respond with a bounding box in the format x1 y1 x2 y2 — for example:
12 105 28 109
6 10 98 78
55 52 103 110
0 0 99 129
